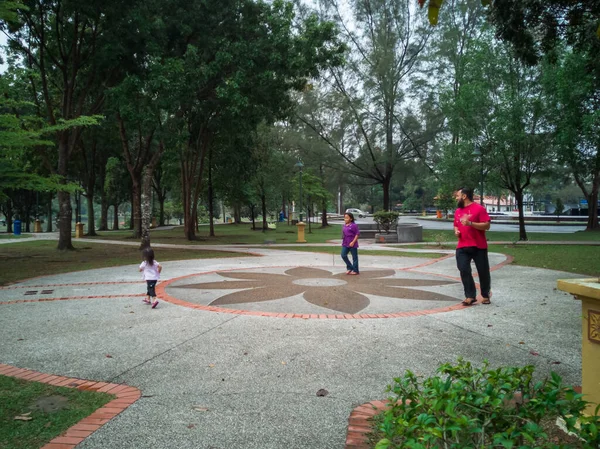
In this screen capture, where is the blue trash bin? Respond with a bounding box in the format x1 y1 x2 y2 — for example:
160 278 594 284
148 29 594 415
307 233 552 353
13 219 21 236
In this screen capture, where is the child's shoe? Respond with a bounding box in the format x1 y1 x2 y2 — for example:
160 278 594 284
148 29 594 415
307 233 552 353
152 299 159 309
143 298 151 305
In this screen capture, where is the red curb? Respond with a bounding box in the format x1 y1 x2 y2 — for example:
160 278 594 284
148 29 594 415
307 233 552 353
0 364 141 449
0 294 146 306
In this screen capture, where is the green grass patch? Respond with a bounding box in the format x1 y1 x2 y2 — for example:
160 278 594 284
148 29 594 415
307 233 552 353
0 234 24 239
84 223 279 245
422 229 600 243
274 222 342 244
488 244 599 276
0 240 252 286
0 374 114 449
267 245 445 259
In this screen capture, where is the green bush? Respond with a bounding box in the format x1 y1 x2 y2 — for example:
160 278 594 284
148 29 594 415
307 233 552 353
372 359 600 449
373 211 400 233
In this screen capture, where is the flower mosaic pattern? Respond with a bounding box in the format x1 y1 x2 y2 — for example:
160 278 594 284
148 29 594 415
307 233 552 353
177 267 459 314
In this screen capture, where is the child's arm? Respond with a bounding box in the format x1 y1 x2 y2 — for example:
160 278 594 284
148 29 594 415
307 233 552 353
139 261 145 272
158 263 162 273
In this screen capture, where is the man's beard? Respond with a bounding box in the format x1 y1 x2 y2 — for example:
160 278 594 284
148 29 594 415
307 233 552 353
457 199 465 208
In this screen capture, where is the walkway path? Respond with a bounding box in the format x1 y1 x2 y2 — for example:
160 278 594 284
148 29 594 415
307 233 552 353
0 237 586 448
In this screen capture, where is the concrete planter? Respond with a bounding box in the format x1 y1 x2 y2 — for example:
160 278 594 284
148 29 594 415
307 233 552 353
375 233 398 243
397 223 423 243
557 277 600 415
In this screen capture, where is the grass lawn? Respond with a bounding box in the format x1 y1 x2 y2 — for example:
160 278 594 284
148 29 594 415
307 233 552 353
422 229 600 242
0 240 253 286
267 245 445 259
84 223 280 245
487 244 599 276
0 375 114 449
275 222 343 244
0 234 24 239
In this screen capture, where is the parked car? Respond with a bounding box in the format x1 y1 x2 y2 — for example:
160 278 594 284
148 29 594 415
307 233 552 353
345 208 369 218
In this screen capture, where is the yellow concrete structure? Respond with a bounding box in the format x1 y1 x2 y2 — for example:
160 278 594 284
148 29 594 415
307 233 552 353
34 219 42 233
75 222 84 238
151 217 157 228
296 222 307 243
557 277 600 415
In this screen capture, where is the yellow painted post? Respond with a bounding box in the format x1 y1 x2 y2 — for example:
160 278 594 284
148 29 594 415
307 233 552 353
151 217 157 228
75 222 84 238
34 219 42 233
296 222 306 243
557 278 600 415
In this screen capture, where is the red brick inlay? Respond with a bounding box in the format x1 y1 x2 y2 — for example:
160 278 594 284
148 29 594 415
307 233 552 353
0 294 146 306
0 363 141 449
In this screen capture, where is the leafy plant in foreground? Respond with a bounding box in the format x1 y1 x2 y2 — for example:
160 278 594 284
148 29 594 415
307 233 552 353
373 359 600 449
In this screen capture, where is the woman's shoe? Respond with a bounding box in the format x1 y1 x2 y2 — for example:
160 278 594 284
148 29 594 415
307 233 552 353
348 272 359 275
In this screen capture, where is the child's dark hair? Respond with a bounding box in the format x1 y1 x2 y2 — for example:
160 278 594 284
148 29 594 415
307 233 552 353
345 212 355 222
142 247 155 265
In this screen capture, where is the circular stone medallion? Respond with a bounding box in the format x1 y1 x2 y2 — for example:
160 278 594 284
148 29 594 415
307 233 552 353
292 278 347 287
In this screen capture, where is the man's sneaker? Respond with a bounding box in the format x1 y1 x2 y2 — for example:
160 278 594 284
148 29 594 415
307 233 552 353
152 299 159 309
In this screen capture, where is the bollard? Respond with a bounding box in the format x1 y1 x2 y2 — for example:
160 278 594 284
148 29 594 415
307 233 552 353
75 222 84 238
296 221 307 243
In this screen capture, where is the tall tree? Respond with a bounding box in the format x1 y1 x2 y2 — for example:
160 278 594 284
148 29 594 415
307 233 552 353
543 49 600 231
301 0 434 210
2 0 144 249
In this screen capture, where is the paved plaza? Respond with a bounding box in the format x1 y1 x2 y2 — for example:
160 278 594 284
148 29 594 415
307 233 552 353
0 240 584 448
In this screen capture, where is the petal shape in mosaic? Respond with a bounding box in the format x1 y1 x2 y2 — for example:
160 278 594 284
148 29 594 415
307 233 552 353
217 272 290 283
210 285 306 306
352 284 458 302
303 288 370 314
176 281 258 290
378 279 458 287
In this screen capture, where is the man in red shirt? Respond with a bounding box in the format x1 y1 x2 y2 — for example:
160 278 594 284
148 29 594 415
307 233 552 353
453 187 492 306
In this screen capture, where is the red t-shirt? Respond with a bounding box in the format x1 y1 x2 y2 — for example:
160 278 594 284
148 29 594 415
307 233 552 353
454 202 490 249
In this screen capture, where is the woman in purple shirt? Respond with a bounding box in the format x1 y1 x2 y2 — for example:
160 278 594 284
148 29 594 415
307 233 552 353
341 212 360 275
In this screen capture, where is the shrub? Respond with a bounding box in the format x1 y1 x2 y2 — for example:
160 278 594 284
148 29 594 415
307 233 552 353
372 359 600 449
373 211 400 233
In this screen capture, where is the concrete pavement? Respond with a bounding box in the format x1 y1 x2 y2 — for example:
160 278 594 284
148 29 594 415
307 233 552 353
0 239 586 449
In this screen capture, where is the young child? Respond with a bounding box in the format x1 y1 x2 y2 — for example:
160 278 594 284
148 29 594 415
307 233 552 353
139 247 162 308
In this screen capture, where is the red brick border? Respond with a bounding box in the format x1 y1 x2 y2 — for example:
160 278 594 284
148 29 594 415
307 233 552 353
0 363 141 449
0 294 146 306
346 400 392 448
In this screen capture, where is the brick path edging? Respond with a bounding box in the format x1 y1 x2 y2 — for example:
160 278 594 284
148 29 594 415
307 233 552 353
346 399 392 448
0 363 141 449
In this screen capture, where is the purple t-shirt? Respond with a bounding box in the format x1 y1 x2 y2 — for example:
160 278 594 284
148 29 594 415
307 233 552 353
342 222 360 248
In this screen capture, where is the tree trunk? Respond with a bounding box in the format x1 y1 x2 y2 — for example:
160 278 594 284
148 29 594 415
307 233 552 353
208 149 215 237
251 204 256 230
261 193 268 231
382 177 391 212
321 199 329 227
57 190 74 250
131 180 142 238
234 203 241 224
158 194 165 227
46 193 52 232
113 203 119 230
585 175 599 231
56 131 73 248
86 192 97 236
98 156 108 231
140 166 152 249
5 200 13 233
514 190 528 241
